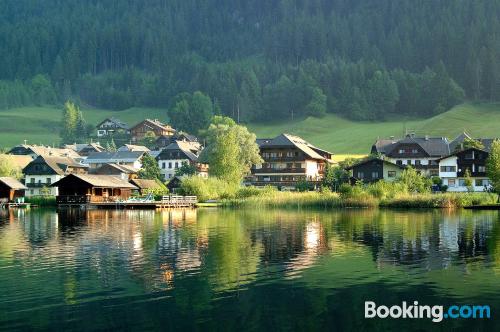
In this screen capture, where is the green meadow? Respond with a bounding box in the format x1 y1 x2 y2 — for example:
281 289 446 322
0 102 499 153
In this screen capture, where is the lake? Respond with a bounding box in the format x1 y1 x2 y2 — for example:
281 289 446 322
0 207 499 331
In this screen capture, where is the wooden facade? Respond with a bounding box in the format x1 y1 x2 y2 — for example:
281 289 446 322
130 119 175 142
52 174 137 204
0 177 27 203
347 158 405 184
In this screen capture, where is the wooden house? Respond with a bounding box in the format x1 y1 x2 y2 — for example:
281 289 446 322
130 119 175 142
250 133 334 190
0 177 27 203
346 158 405 184
52 174 138 204
156 132 198 149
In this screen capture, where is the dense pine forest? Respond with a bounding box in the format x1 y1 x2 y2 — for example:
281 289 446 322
0 0 498 122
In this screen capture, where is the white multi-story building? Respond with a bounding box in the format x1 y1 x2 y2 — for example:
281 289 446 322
156 141 207 180
23 156 88 196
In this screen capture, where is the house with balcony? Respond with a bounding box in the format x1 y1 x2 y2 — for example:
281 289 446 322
438 147 491 192
130 119 175 142
96 117 130 137
23 156 88 196
250 134 334 190
371 134 450 177
156 141 207 180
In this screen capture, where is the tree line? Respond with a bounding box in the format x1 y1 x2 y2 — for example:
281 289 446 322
0 0 498 121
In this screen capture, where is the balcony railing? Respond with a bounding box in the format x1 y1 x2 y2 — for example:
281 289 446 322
26 182 52 188
252 168 306 174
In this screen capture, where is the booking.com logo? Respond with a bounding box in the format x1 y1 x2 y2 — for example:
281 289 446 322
365 301 491 323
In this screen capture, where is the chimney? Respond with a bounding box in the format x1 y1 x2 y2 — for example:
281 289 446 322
425 135 429 141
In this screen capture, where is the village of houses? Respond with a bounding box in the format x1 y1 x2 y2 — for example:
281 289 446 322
0 115 498 208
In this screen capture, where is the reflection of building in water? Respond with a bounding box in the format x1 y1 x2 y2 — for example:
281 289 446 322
285 219 329 277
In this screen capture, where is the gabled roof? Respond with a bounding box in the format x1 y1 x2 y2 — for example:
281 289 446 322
257 133 332 160
375 135 450 157
51 174 137 189
96 117 129 130
85 151 145 163
65 143 106 153
130 178 162 190
117 144 150 152
0 154 32 169
436 147 489 161
345 157 405 170
0 177 27 190
24 155 87 175
8 144 80 158
130 119 175 133
157 141 201 162
449 132 497 152
94 163 139 174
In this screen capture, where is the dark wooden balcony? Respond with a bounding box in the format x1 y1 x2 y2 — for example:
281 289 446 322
252 168 306 174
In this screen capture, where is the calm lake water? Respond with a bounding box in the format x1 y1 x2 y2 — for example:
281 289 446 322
0 207 499 331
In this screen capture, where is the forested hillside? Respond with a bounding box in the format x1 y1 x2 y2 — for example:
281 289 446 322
0 0 499 122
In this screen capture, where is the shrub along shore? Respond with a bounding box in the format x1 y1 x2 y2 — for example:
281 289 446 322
222 191 498 209
179 175 498 209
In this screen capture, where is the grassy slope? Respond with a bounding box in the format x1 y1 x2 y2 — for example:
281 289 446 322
0 102 499 153
0 106 168 147
249 102 500 153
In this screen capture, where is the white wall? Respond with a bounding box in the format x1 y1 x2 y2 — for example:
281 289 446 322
25 174 61 197
159 159 189 180
439 156 458 178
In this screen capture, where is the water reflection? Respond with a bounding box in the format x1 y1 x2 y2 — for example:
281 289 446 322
0 208 499 330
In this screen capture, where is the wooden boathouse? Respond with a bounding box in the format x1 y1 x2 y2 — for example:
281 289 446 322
52 174 197 209
0 177 28 208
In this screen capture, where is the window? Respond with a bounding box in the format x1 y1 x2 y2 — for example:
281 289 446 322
448 179 456 186
407 160 412 165
175 162 179 169
459 179 466 186
162 162 166 169
412 149 418 154
396 160 402 165
286 152 294 157
415 160 421 166
30 177 35 184
440 166 456 172
430 170 439 176
286 163 293 169
46 178 51 184
478 166 486 172
388 171 396 178
295 163 302 169
168 162 172 169
475 179 484 186
357 172 364 179
399 149 404 154
371 172 379 179
465 152 474 160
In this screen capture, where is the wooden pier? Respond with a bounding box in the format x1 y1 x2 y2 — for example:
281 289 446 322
56 195 198 209
0 202 31 209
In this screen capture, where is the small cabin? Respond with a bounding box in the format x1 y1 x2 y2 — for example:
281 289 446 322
0 177 27 203
52 174 138 204
130 178 164 195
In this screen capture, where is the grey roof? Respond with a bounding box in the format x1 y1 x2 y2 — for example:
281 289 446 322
24 155 87 175
96 117 129 130
345 158 405 170
93 163 139 174
86 151 144 163
257 134 332 160
52 174 137 189
449 132 497 152
117 144 150 152
0 177 27 190
157 141 200 162
374 135 450 157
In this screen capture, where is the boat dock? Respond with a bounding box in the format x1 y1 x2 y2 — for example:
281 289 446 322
57 195 198 209
0 202 31 209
